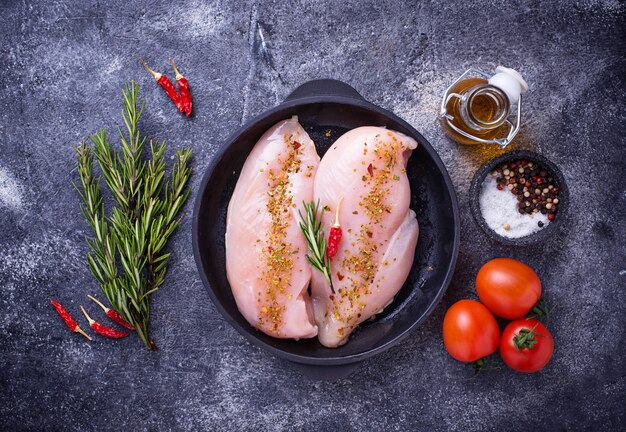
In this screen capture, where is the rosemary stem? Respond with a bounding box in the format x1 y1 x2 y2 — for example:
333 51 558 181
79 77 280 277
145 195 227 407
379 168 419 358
299 200 334 293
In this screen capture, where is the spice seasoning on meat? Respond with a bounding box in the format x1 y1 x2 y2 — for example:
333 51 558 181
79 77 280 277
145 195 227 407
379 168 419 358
331 135 405 332
258 134 303 332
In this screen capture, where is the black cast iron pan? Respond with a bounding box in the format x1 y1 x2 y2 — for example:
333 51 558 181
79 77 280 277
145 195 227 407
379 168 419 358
192 79 460 379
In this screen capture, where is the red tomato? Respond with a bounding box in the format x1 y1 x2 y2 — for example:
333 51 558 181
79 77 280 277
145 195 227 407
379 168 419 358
500 318 554 373
443 300 500 362
476 258 542 319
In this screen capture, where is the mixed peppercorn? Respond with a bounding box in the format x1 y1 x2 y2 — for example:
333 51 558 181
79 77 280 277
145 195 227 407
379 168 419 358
492 159 560 223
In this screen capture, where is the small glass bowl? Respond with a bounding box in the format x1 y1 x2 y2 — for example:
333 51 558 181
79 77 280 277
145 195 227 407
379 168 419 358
469 150 569 246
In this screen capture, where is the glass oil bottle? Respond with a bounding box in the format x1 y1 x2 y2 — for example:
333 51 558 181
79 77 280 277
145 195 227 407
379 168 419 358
439 66 528 147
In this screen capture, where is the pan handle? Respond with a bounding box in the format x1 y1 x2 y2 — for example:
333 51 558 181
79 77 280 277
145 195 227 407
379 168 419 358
284 79 366 102
285 360 362 380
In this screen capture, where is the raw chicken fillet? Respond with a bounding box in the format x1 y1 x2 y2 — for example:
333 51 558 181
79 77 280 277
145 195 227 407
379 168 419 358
225 117 319 339
311 127 419 347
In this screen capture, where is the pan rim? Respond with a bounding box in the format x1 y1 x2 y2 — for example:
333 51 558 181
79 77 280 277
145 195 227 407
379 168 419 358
192 93 460 366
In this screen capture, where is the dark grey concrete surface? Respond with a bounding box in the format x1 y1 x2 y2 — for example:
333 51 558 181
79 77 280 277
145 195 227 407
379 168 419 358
1 0 625 430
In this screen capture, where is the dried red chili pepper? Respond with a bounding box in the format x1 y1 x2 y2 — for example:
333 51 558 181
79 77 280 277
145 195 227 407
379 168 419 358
80 306 129 339
139 58 184 113
50 300 92 340
87 295 135 330
327 198 343 261
169 58 192 117
367 163 374 177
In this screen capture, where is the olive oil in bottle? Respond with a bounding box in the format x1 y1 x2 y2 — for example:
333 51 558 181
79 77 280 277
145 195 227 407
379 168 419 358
439 67 528 146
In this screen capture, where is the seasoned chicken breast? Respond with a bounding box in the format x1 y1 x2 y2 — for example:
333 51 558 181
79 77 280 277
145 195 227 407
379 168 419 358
225 117 319 339
311 127 419 347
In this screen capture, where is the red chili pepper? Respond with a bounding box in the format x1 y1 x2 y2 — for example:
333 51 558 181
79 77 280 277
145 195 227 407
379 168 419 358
292 141 302 151
139 58 184 113
327 198 343 261
80 306 129 339
169 58 192 117
88 295 135 330
50 300 92 340
367 163 374 177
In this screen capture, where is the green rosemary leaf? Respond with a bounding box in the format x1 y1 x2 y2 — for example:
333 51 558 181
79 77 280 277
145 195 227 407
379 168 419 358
74 81 191 351
298 200 333 292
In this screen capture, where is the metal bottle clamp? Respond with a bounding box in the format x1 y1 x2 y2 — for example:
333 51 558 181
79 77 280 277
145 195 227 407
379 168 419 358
439 68 522 148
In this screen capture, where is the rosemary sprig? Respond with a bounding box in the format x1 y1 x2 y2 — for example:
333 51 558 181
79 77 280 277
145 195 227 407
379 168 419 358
73 81 192 350
298 200 334 293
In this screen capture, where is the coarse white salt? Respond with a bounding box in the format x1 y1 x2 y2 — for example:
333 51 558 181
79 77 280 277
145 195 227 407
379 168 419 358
479 176 549 239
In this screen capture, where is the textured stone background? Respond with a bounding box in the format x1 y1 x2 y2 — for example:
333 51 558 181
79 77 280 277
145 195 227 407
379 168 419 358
1 0 625 430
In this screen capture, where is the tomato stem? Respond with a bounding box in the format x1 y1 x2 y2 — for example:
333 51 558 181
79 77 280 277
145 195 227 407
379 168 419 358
469 357 487 378
465 357 503 380
526 297 554 321
513 324 548 352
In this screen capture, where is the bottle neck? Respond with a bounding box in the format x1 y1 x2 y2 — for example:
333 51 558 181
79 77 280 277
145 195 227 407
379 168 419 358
459 84 510 132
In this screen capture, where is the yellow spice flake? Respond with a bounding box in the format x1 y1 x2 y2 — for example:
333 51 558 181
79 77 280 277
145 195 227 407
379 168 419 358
258 134 303 331
330 136 405 326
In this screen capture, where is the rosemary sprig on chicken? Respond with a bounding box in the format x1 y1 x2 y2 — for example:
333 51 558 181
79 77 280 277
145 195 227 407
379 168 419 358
73 81 191 350
298 200 334 293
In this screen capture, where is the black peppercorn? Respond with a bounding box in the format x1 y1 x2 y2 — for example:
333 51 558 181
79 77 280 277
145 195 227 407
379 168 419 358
493 159 560 223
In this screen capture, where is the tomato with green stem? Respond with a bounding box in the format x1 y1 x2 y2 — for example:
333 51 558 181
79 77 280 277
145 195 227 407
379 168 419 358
500 318 554 373
443 300 500 363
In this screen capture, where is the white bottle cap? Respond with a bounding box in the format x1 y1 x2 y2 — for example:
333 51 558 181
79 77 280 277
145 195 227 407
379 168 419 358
488 66 529 105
